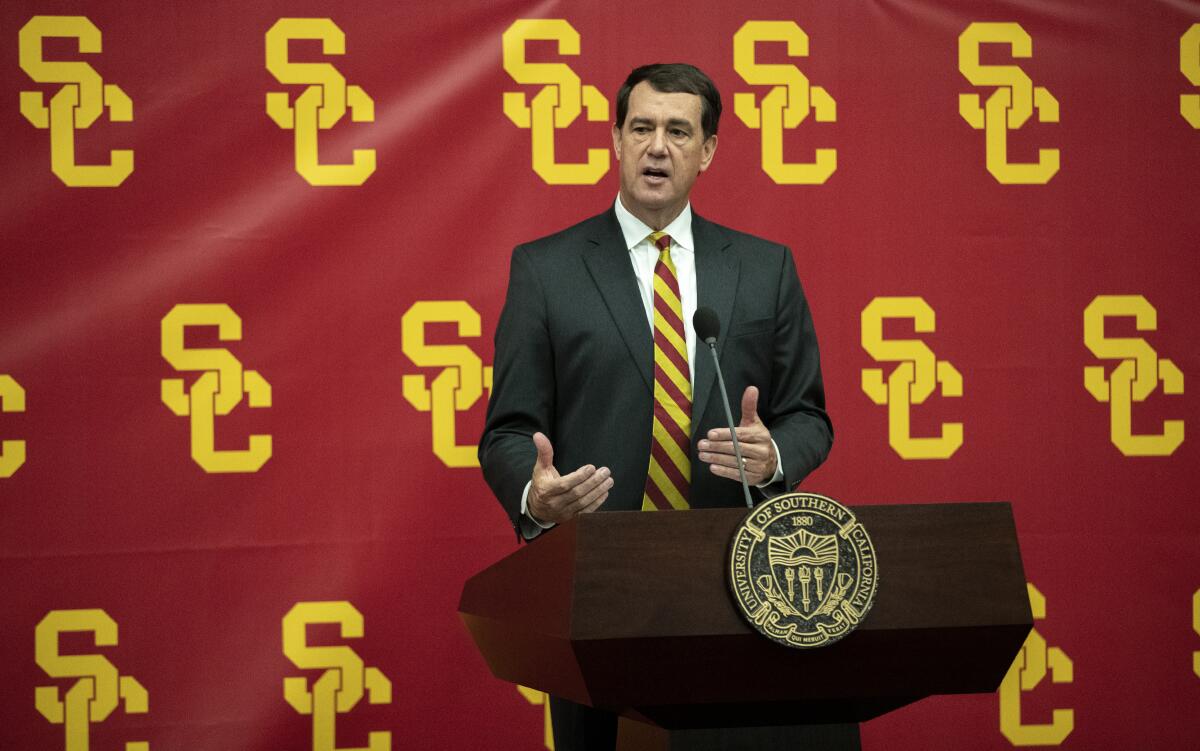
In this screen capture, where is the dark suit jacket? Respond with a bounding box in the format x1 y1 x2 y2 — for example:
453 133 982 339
479 208 832 536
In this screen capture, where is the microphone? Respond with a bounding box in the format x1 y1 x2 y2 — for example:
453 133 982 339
694 307 754 509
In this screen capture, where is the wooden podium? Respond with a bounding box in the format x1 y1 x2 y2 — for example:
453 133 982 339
459 503 1031 749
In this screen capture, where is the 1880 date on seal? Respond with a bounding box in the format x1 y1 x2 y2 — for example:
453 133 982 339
728 493 878 648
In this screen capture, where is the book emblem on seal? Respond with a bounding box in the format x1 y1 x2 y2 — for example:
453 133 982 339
728 493 878 648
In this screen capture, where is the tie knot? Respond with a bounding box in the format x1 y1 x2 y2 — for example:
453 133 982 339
650 232 672 253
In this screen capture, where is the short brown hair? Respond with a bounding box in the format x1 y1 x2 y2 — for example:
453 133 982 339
615 63 722 140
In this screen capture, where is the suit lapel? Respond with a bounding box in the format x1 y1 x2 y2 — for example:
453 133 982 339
582 210 654 393
692 213 737 431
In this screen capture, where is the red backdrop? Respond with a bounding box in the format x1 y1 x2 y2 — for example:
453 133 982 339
2 1 1198 748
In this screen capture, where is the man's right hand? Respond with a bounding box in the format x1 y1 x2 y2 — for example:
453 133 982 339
527 432 612 525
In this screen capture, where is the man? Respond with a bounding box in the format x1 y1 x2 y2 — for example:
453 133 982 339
479 63 833 749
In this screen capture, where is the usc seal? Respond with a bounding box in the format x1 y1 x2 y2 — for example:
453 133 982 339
728 493 878 648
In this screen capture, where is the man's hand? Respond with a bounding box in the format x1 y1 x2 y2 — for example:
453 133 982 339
697 386 778 485
527 432 612 525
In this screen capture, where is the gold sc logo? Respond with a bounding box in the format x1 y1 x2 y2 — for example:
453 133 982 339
19 16 133 187
502 19 609 185
283 601 392 751
402 301 493 468
733 20 836 185
161 304 272 473
0 375 26 477
1193 589 1200 680
861 297 963 460
517 685 554 749
267 18 376 186
36 609 148 751
1084 295 1184 456
959 22 1059 184
998 584 1074 746
1182 24 1200 128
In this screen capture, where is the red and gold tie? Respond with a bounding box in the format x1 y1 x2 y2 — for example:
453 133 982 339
643 232 691 511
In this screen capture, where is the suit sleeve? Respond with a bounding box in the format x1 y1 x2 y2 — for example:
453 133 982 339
479 245 555 537
765 247 833 490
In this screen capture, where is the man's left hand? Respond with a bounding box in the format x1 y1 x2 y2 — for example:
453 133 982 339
698 385 777 485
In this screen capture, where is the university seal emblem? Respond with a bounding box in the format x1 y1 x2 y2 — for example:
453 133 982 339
728 493 878 648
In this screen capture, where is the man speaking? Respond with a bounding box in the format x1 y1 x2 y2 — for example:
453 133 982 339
479 63 833 749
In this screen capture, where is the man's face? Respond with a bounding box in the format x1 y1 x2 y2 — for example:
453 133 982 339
613 81 717 228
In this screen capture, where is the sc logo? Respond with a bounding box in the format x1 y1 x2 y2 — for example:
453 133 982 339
1182 24 1200 128
36 609 148 751
402 301 493 468
1193 589 1199 679
0 375 26 477
998 583 1074 746
959 22 1059 184
517 686 554 749
161 304 272 473
733 20 837 184
861 297 963 460
19 16 133 187
283 601 392 751
502 19 609 185
266 18 376 186
1084 295 1183 456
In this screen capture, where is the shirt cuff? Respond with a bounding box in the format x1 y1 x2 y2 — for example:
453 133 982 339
519 480 554 539
755 439 785 488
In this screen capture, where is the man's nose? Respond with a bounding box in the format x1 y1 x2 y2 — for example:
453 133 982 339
648 128 668 155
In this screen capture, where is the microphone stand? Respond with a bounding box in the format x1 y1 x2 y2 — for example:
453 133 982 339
703 338 754 509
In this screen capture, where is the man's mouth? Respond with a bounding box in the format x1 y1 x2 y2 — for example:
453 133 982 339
642 167 669 183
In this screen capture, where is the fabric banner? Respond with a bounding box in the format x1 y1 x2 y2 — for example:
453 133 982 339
2 1 1197 748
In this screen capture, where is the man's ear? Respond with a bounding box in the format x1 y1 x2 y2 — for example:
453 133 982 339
699 134 718 173
612 124 622 161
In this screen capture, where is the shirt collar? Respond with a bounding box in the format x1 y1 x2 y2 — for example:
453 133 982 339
613 196 694 253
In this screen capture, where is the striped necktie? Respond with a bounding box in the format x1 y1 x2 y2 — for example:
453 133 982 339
642 232 691 511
